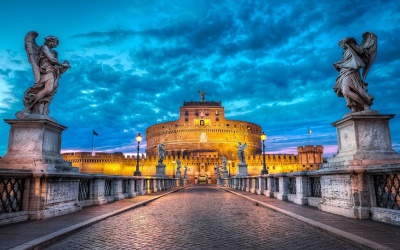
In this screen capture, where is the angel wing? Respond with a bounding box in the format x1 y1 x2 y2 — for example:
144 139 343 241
360 32 377 79
24 31 41 84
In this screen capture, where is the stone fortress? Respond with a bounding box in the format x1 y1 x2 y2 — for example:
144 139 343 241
62 93 324 184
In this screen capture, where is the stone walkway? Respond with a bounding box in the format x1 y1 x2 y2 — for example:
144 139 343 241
45 185 364 250
0 188 183 250
221 187 400 250
1 185 399 249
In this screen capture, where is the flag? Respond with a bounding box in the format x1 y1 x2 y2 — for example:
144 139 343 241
93 130 99 136
308 127 312 134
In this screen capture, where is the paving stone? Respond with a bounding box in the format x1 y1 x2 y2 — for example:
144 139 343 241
45 186 363 249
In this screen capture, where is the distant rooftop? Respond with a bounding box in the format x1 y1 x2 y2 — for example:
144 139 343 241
183 101 222 107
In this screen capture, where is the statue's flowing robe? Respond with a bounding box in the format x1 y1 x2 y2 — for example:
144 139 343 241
158 145 166 163
238 147 245 164
333 46 374 109
23 45 61 114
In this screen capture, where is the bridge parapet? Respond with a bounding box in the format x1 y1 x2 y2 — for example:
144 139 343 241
218 163 400 227
0 169 180 226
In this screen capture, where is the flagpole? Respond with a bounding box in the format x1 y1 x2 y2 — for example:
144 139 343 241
92 130 94 153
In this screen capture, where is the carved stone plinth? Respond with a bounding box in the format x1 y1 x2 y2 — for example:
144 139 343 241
235 163 249 177
320 113 400 220
176 171 181 178
154 163 167 177
327 113 400 166
0 119 76 172
222 170 228 178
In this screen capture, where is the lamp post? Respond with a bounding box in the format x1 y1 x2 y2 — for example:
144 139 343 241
172 160 176 178
260 132 268 175
141 158 145 175
228 160 231 177
133 133 142 176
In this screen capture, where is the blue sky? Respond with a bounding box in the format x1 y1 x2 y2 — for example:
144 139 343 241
1 0 400 157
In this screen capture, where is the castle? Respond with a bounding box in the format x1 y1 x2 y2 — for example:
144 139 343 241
62 93 324 184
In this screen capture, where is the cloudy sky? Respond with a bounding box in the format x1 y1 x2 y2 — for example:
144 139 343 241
1 0 399 157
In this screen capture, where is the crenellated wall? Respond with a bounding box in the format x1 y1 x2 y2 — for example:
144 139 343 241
62 145 323 181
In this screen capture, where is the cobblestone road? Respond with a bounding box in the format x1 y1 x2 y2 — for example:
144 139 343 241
46 186 364 250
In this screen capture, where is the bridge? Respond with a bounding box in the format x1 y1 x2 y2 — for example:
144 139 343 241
1 185 399 249
1 27 400 250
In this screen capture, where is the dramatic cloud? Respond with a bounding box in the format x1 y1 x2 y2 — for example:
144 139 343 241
1 0 400 157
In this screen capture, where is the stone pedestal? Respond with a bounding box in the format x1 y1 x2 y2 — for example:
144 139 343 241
327 113 400 165
0 119 76 172
0 118 80 221
222 170 228 178
154 163 167 177
320 112 400 220
235 163 249 177
176 170 182 178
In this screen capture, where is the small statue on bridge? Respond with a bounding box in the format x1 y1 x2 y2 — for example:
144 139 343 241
176 158 181 172
222 156 227 171
157 143 166 164
183 165 188 179
236 142 247 164
18 31 70 118
333 32 377 113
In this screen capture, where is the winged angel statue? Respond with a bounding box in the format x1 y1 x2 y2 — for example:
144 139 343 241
157 143 166 164
236 142 247 164
333 32 377 113
17 31 70 118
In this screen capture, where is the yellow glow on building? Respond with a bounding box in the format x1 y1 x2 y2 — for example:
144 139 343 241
62 99 324 183
194 119 211 126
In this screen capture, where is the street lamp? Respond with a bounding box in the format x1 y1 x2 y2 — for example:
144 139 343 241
172 160 176 178
260 132 268 175
141 158 145 175
133 133 142 176
228 160 231 177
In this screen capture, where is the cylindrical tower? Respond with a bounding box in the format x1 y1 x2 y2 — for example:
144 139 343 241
146 100 262 158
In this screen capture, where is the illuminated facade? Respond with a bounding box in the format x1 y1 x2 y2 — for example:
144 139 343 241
62 145 323 183
146 100 262 158
62 97 324 183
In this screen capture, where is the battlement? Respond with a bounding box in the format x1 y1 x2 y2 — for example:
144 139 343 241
297 145 324 153
62 152 302 166
183 101 222 106
63 152 125 159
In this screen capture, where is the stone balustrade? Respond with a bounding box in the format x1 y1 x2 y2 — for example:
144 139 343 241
0 169 179 226
219 164 400 226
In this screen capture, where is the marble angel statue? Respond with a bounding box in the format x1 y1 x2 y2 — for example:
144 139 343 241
222 156 227 171
18 31 70 118
333 32 377 112
236 142 247 164
176 158 181 172
157 143 166 164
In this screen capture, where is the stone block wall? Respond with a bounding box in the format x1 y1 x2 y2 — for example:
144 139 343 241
0 170 176 226
223 163 400 226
